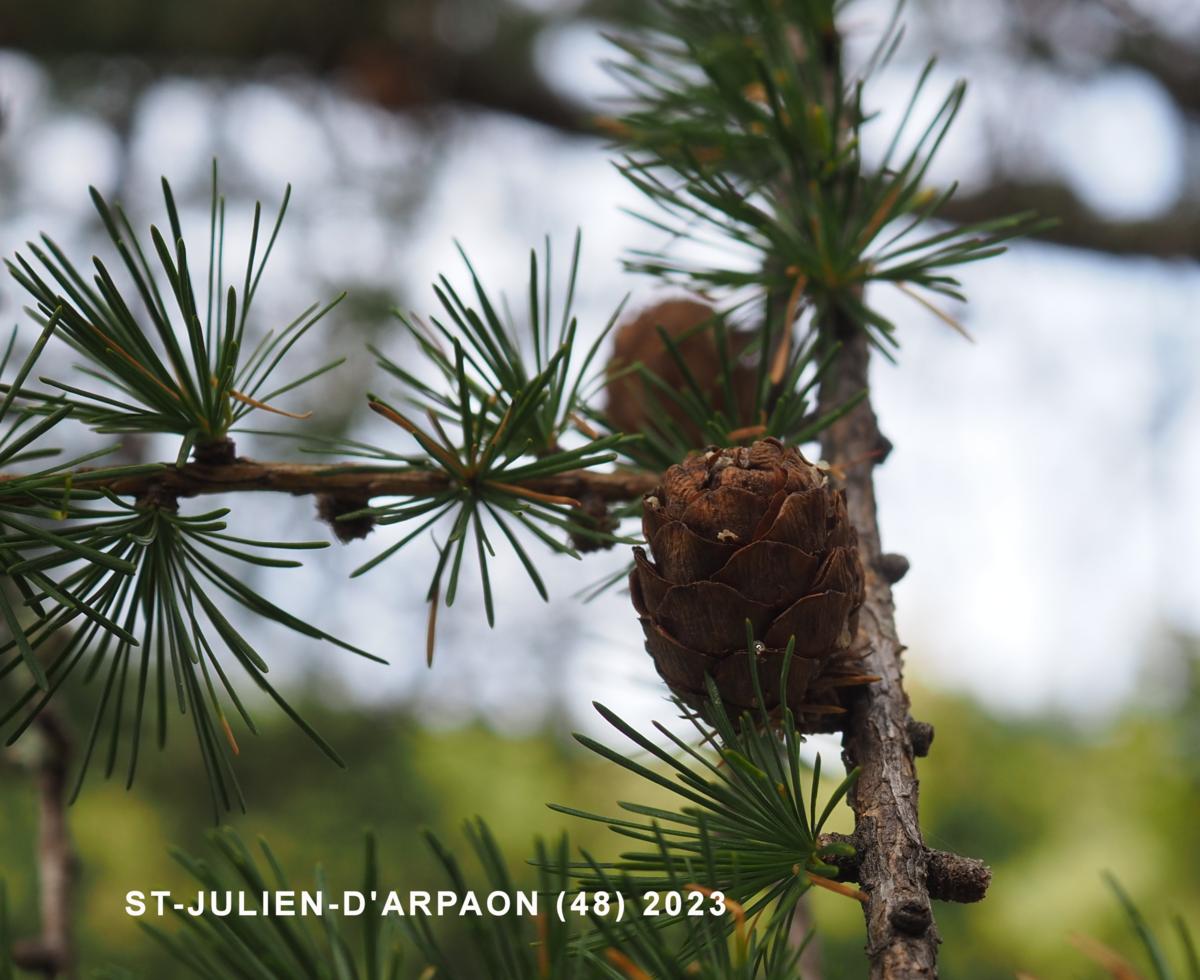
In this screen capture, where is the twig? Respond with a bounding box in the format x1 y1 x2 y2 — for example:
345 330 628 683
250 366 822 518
10 710 77 978
818 833 991 905
0 458 659 508
817 319 946 979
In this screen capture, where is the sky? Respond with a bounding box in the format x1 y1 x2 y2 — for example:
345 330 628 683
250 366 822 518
0 4 1196 746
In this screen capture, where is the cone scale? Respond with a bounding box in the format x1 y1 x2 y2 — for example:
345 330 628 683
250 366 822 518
630 438 869 728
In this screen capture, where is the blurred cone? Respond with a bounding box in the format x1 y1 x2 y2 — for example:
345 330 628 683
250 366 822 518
605 298 756 443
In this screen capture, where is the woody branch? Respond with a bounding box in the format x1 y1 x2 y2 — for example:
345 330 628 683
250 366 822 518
818 315 957 979
0 457 660 507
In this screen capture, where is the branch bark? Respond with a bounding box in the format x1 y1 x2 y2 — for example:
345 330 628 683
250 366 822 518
817 322 941 979
819 833 990 905
0 458 659 507
10 710 77 978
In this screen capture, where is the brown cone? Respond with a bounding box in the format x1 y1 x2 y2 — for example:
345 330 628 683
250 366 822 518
631 438 869 729
605 298 756 442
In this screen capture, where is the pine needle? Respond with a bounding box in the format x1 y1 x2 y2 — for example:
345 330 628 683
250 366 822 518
895 281 974 342
228 388 312 419
807 873 868 903
1070 932 1146 979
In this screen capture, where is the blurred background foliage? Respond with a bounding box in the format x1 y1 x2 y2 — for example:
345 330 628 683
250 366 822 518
1 0 1198 977
2 646 1198 978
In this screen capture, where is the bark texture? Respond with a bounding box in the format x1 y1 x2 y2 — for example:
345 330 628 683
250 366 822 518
818 833 991 905
0 458 659 508
817 321 940 978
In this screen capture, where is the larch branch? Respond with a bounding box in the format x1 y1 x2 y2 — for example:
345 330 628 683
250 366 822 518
0 459 660 507
819 833 991 905
818 321 944 979
808 13 959 972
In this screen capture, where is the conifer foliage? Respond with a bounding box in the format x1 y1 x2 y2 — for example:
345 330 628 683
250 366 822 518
0 0 1047 977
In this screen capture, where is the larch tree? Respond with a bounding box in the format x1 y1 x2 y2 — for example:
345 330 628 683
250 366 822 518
1 1 1058 978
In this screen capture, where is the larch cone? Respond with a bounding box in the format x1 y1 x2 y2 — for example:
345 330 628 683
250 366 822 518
605 298 756 443
630 438 871 729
